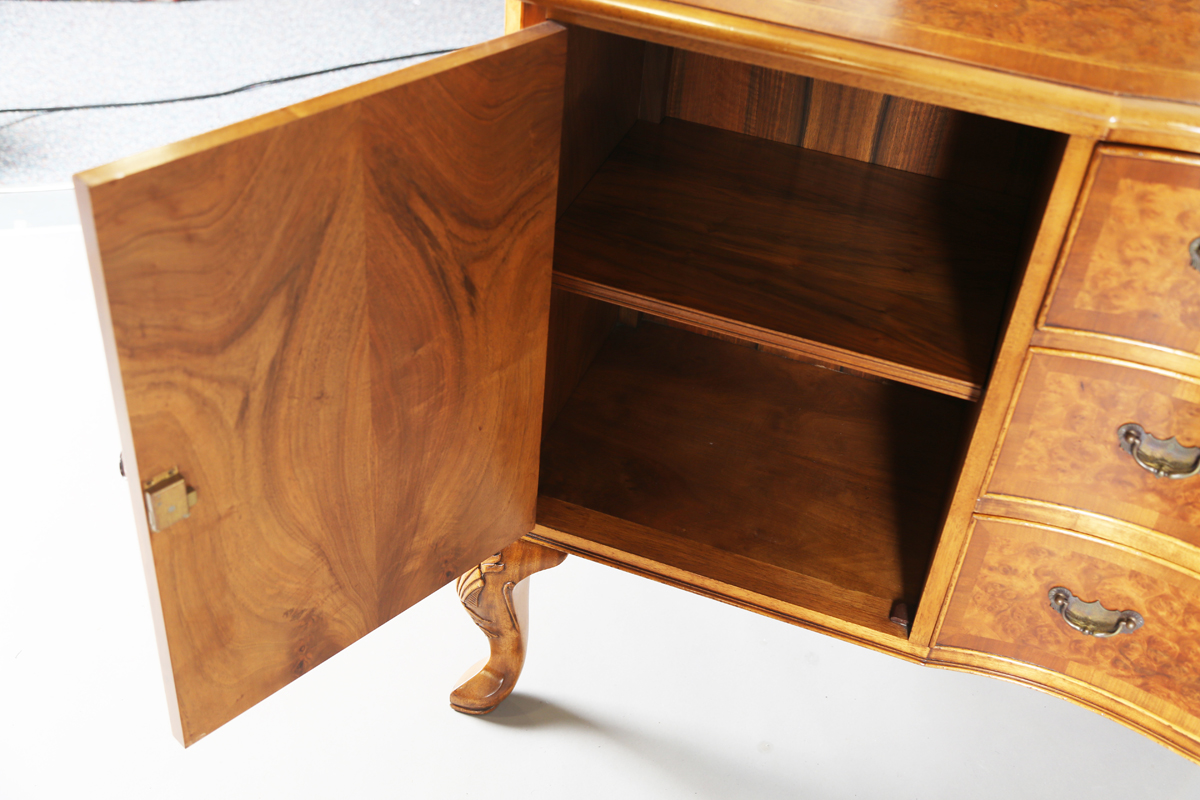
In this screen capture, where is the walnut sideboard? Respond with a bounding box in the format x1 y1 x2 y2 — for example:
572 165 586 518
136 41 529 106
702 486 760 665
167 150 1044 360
76 0 1200 760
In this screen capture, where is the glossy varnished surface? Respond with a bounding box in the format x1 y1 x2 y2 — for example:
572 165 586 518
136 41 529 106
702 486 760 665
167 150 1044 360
77 25 566 745
939 517 1200 743
663 0 1200 104
533 498 922 651
538 322 970 636
909 134 1090 646
540 0 1200 152
541 288 619 437
665 49 1053 195
556 26 645 215
1044 146 1200 365
554 118 1030 398
987 351 1200 549
450 540 567 714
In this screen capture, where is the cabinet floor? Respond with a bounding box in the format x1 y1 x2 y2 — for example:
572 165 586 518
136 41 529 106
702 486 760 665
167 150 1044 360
3 189 1198 798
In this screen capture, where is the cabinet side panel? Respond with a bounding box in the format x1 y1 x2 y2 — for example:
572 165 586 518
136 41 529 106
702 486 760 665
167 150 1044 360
79 25 566 746
557 26 645 215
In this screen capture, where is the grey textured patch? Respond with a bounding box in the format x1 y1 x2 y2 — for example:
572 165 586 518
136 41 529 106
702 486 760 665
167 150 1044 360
0 0 502 185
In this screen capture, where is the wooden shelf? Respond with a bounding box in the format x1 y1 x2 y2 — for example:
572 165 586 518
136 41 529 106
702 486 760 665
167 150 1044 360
553 118 1031 400
536 322 971 641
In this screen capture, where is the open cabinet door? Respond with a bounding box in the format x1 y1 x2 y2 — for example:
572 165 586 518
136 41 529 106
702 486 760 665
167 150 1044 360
75 23 567 746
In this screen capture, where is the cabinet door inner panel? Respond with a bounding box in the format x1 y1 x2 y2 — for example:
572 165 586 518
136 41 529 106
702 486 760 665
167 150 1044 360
77 24 566 746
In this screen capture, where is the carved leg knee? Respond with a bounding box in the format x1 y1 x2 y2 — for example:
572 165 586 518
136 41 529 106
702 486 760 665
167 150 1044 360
450 538 567 715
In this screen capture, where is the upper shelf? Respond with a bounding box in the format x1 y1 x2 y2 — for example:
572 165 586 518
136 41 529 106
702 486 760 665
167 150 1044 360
554 118 1029 399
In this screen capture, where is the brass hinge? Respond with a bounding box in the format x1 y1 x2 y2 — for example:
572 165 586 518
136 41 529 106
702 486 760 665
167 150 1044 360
144 468 198 533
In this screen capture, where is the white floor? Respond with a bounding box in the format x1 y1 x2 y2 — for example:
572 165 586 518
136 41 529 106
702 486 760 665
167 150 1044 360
2 187 1198 800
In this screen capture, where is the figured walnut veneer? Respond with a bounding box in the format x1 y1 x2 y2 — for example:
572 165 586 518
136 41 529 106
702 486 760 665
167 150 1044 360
987 351 1200 549
78 0 1200 764
1045 147 1200 360
663 0 1200 103
663 49 1051 196
538 322 969 637
78 26 567 745
553 118 1028 398
939 518 1200 736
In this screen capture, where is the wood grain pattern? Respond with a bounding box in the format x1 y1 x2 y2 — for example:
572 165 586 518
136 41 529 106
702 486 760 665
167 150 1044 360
801 79 885 162
542 0 1200 151
870 95 953 177
1043 147 1200 363
1032 327 1200 386
939 517 1200 735
987 351 1200 550
554 118 1031 398
450 539 568 714
541 288 619 437
73 0 1200 763
77 24 567 746
912 134 1095 647
638 42 673 123
659 0 1200 105
538 322 971 626
976 494 1200 578
556 25 645 215
532 499 928 656
665 49 809 145
664 50 1055 194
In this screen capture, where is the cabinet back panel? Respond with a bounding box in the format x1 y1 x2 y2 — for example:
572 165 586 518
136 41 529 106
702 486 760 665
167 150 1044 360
664 49 1052 197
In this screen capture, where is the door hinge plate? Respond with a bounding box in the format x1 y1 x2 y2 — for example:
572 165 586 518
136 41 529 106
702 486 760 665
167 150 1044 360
144 468 197 532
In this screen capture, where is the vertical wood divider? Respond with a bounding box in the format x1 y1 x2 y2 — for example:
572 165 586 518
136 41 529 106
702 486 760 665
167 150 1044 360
909 135 1097 648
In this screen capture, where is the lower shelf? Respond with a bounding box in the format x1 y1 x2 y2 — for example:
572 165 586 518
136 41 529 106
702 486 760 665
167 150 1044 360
536 321 971 645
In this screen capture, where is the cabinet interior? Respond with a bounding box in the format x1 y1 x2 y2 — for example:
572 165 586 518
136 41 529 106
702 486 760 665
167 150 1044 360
534 27 1062 643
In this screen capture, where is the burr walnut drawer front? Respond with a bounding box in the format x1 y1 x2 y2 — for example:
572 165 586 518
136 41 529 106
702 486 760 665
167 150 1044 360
987 350 1200 548
938 517 1200 732
1044 146 1200 356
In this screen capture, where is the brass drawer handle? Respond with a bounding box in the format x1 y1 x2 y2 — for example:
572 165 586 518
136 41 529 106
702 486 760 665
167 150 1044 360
1048 587 1144 637
1117 423 1200 480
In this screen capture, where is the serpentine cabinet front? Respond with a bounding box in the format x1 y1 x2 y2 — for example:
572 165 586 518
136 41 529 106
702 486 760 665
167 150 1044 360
76 0 1200 765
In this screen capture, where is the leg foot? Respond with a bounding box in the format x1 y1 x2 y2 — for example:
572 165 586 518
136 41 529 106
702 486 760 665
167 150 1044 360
450 539 566 715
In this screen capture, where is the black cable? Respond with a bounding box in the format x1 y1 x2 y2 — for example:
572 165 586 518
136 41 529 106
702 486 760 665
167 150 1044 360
0 112 45 131
0 47 460 115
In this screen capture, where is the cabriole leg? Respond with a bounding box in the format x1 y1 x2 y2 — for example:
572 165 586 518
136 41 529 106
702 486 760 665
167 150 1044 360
450 539 567 714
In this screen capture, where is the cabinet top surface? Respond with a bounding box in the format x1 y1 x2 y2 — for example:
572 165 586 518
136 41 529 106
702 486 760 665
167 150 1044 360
578 0 1200 106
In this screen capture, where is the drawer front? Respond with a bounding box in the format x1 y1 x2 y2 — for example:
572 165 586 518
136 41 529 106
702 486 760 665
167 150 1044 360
1044 146 1200 356
988 351 1200 547
939 517 1200 732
